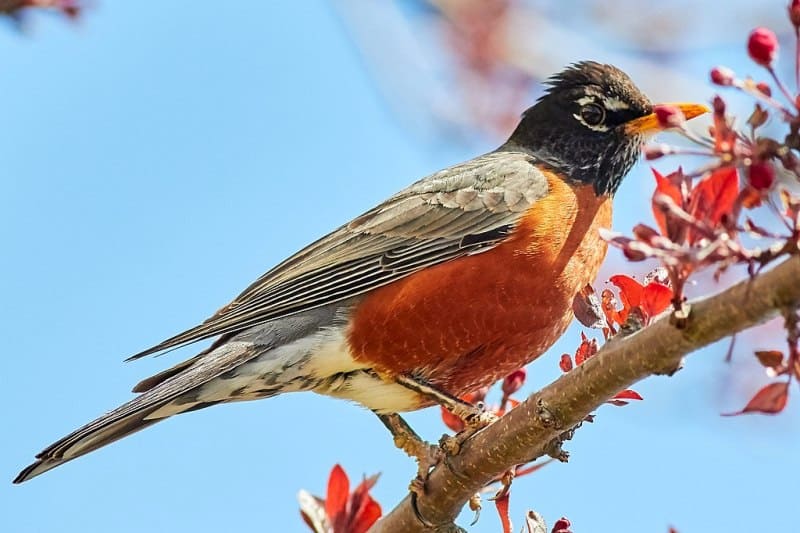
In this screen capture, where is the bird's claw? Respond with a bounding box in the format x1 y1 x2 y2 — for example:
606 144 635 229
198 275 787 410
439 409 498 457
465 409 499 430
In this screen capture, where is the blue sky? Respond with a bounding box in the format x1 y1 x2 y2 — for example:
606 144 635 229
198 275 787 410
3 2 799 532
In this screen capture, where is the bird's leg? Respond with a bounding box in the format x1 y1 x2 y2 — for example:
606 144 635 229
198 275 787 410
376 412 442 492
394 374 498 429
394 374 498 455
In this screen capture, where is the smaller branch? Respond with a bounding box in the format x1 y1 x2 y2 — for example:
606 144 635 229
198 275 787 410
768 66 797 114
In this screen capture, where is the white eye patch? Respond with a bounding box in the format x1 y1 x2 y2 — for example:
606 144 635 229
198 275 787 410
572 93 630 132
576 93 631 111
572 113 609 132
600 95 630 111
573 97 609 132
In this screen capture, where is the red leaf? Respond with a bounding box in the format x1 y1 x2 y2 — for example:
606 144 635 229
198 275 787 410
572 284 605 329
349 474 380 512
613 389 644 401
552 517 573 533
723 381 790 416
514 458 555 478
600 288 622 327
609 274 644 315
350 495 382 533
559 354 573 372
688 166 739 240
641 282 673 319
741 185 764 209
441 406 465 432
574 334 598 365
754 350 784 369
494 491 513 533
326 464 350 526
651 168 683 238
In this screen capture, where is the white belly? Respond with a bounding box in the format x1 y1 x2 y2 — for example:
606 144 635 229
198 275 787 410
149 326 422 417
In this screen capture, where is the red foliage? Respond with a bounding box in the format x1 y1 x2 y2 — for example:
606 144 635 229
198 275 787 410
649 166 740 247
299 465 381 533
686 166 739 242
651 169 684 241
654 104 685 129
606 34 800 419
723 381 790 416
791 0 800 28
710 66 735 86
559 332 642 407
755 81 772 96
494 491 512 533
571 284 606 329
551 517 573 533
0 0 81 21
755 350 784 369
606 271 673 328
747 161 775 190
326 465 350 530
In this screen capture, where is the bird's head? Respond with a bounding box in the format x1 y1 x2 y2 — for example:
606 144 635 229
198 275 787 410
506 61 708 196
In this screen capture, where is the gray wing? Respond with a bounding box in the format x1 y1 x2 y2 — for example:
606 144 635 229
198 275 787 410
128 150 549 360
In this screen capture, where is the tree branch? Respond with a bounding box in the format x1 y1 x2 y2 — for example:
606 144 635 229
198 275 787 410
371 255 800 533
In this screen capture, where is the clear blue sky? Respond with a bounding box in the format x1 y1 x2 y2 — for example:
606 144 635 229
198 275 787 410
3 2 799 532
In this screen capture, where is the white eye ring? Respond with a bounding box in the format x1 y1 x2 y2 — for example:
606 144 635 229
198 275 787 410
580 103 605 126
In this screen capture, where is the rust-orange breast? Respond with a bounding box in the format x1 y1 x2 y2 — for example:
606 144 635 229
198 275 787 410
347 173 612 399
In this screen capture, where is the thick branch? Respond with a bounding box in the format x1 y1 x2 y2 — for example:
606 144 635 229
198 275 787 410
371 256 800 533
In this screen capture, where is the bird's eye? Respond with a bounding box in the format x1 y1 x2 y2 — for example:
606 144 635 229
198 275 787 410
580 103 605 127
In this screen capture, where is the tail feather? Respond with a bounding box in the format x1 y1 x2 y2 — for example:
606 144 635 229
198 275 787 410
14 406 164 483
14 340 262 484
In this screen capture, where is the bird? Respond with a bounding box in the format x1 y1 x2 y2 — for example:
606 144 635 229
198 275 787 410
14 61 707 484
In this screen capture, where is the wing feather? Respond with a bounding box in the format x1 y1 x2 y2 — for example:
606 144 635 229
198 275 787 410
127 151 548 360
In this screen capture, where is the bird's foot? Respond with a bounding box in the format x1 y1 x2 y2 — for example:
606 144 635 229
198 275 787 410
377 412 443 483
464 405 499 430
440 404 499 456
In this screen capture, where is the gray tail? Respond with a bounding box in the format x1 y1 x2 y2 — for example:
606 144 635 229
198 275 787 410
14 340 262 484
13 402 168 483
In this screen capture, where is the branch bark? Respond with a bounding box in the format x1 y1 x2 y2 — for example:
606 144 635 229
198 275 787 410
371 255 800 533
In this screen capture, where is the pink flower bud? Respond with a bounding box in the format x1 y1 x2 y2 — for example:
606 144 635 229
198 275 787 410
756 81 772 97
622 245 648 262
710 66 735 86
644 144 671 160
633 223 660 243
747 28 778 67
501 368 526 396
790 0 800 28
748 161 775 190
654 104 685 129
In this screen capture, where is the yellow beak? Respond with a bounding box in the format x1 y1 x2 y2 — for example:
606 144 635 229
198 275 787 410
624 102 710 134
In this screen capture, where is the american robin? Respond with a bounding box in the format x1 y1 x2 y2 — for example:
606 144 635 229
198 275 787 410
14 61 707 483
